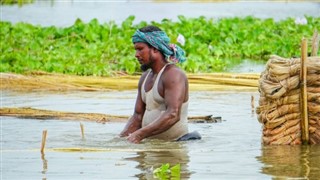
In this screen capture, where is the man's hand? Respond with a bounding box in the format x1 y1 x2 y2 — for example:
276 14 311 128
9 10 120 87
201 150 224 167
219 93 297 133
119 131 129 137
127 131 144 144
119 114 143 138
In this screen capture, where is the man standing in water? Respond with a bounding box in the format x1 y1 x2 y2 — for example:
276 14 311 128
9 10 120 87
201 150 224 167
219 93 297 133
120 25 200 143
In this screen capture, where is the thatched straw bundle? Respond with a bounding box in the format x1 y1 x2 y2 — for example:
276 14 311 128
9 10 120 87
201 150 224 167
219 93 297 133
257 55 320 145
259 75 300 99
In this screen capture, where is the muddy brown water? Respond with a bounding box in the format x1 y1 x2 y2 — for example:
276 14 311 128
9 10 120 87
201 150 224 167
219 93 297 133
1 90 320 179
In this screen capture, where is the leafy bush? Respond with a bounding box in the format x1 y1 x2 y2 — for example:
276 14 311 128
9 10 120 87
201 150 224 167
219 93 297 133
0 0 34 6
1 15 319 76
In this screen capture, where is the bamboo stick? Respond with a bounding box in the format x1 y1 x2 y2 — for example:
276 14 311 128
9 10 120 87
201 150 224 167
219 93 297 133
311 30 319 56
40 130 47 153
0 107 220 123
300 38 309 144
80 123 85 139
0 107 128 122
0 72 260 92
50 147 185 152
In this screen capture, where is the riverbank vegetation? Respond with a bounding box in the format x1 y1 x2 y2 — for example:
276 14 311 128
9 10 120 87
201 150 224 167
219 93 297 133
1 15 319 76
0 0 33 6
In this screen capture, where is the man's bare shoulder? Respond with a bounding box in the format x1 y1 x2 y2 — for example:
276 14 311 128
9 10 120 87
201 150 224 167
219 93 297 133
139 70 151 79
138 70 151 86
166 64 186 76
163 64 187 80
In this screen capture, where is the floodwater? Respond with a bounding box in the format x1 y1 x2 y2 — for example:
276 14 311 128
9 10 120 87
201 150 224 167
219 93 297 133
1 0 319 27
1 90 320 179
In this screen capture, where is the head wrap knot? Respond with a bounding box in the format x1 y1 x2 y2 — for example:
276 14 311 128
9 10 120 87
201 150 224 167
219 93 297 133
132 30 186 63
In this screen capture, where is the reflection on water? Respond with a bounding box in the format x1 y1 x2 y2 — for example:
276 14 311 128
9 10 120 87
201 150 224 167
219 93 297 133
257 145 320 179
125 141 191 179
37 138 191 180
41 153 48 180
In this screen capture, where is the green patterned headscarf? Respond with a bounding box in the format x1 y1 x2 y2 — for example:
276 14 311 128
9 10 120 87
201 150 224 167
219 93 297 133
132 30 186 63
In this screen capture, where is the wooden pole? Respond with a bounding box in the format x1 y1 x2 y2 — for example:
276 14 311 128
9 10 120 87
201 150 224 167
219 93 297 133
40 130 47 153
311 30 319 56
300 38 309 144
80 123 85 139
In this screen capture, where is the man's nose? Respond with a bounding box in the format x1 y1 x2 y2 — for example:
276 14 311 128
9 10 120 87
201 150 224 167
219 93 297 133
135 51 140 59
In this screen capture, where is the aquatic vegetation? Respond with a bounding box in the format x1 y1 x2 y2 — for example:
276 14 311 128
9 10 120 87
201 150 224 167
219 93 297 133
0 0 34 6
153 163 180 180
0 15 319 75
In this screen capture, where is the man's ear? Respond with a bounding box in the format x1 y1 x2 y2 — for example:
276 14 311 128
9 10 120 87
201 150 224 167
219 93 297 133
151 47 159 53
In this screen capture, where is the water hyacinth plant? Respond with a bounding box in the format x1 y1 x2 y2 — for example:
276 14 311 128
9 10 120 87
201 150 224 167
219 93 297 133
0 0 34 6
0 15 319 76
153 163 180 180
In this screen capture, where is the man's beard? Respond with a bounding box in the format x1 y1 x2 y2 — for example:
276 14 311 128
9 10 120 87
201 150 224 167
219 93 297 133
140 50 154 72
140 64 150 72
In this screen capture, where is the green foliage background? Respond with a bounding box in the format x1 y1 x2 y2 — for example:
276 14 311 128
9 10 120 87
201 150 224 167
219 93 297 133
1 15 319 76
0 0 34 6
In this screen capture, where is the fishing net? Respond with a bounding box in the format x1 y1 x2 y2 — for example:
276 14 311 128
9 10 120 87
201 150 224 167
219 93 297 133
256 55 320 145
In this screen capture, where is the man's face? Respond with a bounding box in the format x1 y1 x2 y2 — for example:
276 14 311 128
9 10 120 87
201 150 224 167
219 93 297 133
134 42 154 71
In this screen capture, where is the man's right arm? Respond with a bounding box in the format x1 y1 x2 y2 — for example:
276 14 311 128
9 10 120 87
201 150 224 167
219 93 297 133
119 72 147 137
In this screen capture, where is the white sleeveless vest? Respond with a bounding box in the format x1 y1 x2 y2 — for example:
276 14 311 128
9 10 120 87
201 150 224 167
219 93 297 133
141 64 189 140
